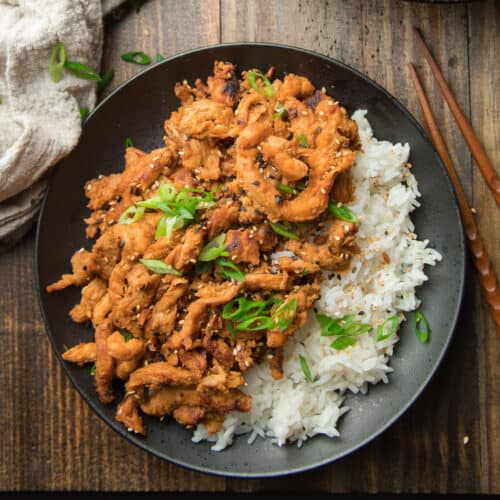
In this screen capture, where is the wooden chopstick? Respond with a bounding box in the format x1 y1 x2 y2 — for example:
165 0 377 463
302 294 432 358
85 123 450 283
413 27 500 207
408 63 500 337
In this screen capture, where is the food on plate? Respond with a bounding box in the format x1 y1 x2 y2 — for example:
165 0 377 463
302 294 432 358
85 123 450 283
47 62 441 448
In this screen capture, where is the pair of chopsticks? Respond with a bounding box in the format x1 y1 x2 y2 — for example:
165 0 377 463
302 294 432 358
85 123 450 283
409 28 500 337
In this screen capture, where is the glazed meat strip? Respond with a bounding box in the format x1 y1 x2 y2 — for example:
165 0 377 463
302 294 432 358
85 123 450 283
46 60 361 436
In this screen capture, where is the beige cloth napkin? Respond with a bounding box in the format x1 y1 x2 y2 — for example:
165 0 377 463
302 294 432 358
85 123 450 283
0 0 122 246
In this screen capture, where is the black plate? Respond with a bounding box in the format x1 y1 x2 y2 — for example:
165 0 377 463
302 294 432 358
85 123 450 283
36 43 465 478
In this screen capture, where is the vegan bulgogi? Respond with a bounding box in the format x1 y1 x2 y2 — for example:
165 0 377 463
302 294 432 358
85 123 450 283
47 61 361 435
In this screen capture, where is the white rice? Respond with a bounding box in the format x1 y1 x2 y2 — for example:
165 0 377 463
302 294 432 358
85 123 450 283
192 110 442 450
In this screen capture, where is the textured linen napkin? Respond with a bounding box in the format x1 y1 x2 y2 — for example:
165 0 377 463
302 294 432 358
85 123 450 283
0 0 122 247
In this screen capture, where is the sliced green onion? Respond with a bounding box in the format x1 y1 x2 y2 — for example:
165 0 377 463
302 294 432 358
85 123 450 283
272 298 298 332
228 321 236 340
118 205 145 224
299 355 313 382
248 70 274 97
272 102 286 119
64 60 102 81
121 51 152 65
277 183 298 195
199 233 228 262
328 202 359 223
377 315 400 341
269 221 300 240
194 260 211 276
216 258 246 282
124 333 133 343
164 216 184 240
159 183 177 202
223 297 268 321
155 53 165 62
140 259 181 276
414 311 430 343
297 133 308 148
79 106 90 122
125 137 134 148
236 315 274 331
90 363 96 376
330 336 357 351
48 42 66 83
97 68 114 93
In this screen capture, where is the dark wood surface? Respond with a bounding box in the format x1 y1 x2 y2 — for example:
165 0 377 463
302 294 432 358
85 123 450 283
0 0 498 493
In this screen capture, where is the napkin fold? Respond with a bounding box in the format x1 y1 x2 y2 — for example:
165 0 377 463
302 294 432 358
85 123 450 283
0 0 122 246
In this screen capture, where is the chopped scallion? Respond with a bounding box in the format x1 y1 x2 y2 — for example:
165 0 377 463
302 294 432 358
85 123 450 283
414 311 430 343
299 355 313 382
328 202 359 223
79 106 90 122
64 60 102 81
377 315 400 341
121 51 152 65
248 70 274 97
155 53 165 62
199 233 229 262
216 258 246 282
228 321 236 340
118 205 145 224
48 42 67 83
125 137 134 148
269 221 300 240
297 133 308 148
139 259 182 276
90 363 96 376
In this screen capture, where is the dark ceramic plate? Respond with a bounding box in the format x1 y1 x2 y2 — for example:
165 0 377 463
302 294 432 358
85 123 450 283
36 43 465 478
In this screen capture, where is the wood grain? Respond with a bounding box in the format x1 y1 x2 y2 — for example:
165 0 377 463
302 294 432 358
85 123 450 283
0 0 498 493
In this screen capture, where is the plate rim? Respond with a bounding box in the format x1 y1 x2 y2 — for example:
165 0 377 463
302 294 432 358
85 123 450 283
35 41 466 478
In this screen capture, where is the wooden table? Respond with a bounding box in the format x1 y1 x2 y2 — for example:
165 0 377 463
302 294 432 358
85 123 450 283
1 0 498 494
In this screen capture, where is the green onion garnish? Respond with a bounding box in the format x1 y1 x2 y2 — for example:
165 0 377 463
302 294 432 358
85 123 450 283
228 321 236 340
121 51 152 65
64 60 102 81
272 102 285 119
299 355 313 382
79 106 90 122
277 183 298 195
328 202 359 223
216 258 246 282
248 70 274 97
316 313 372 350
48 42 66 83
139 259 181 276
97 68 114 93
118 205 145 224
124 333 133 343
414 311 430 343
377 315 400 341
155 53 165 62
273 298 298 332
236 315 275 331
125 137 134 148
132 184 216 241
90 363 96 376
194 260 211 276
222 297 269 321
199 234 229 262
297 133 308 148
330 336 357 350
269 221 300 240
